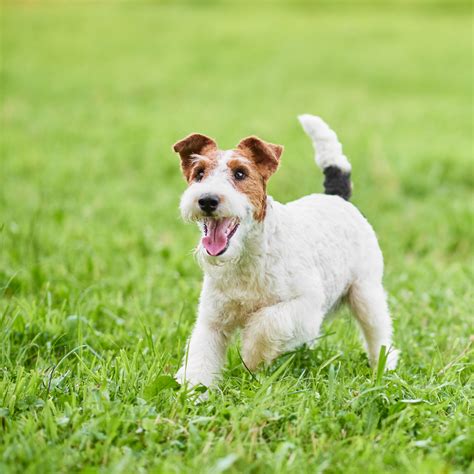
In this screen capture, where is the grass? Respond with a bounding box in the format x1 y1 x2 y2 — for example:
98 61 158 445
0 1 473 473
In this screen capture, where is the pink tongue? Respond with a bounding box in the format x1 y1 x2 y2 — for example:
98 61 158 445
202 219 231 256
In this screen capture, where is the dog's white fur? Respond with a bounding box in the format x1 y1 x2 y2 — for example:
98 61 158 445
175 115 398 389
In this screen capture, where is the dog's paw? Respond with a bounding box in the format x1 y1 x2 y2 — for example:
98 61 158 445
174 366 187 386
175 366 212 390
175 369 210 401
371 347 400 372
385 348 400 371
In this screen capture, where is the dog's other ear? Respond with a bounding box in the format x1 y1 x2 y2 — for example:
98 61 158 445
237 136 283 180
172 133 217 181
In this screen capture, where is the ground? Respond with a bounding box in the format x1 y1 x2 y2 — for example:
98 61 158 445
0 1 473 473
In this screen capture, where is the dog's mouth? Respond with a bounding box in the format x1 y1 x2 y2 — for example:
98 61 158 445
201 217 240 256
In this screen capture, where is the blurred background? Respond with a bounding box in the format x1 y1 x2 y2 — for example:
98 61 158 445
2 1 472 285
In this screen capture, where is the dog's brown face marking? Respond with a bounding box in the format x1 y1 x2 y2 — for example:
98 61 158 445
173 133 219 183
173 133 283 221
226 156 267 221
234 136 283 221
187 153 219 184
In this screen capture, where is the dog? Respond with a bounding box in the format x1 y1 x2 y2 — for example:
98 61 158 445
173 114 398 390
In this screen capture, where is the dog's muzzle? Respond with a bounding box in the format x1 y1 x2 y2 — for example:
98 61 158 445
198 194 220 215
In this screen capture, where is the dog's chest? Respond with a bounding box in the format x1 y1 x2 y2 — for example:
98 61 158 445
210 264 280 327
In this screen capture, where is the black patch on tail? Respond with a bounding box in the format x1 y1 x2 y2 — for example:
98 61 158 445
323 166 352 200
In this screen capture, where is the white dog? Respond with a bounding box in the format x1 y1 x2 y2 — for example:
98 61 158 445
173 114 398 390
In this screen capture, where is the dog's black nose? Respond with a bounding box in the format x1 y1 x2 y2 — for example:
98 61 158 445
198 194 220 214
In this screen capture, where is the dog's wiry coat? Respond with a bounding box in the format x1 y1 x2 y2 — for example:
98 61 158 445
174 115 398 390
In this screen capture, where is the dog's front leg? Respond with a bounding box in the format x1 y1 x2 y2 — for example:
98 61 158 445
242 296 322 371
176 316 229 390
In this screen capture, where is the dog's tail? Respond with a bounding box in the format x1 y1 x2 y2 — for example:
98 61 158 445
298 114 352 200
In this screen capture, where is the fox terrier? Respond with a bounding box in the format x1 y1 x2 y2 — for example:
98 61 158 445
173 114 398 390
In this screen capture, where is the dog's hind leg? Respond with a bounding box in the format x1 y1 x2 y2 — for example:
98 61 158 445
348 280 399 370
241 296 323 371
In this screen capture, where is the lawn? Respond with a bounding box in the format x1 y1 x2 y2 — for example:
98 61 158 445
0 1 473 473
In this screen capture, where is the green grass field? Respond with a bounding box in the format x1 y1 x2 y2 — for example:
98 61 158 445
1 1 473 473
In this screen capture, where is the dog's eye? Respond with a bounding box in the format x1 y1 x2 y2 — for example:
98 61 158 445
234 169 246 181
195 169 205 182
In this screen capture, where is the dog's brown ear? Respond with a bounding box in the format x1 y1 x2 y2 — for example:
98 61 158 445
237 136 283 180
172 133 217 181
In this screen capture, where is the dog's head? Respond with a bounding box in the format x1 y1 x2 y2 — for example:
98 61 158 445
173 133 283 262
